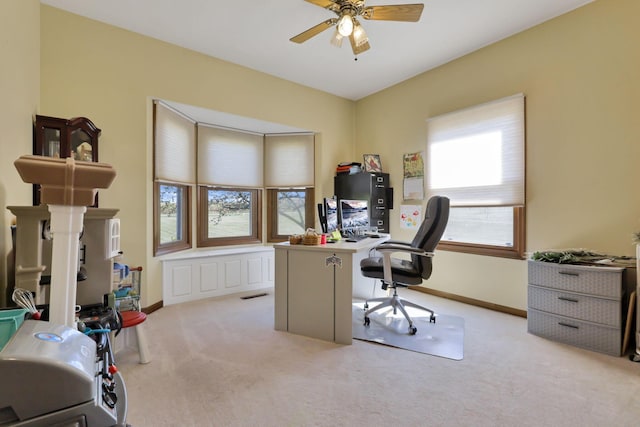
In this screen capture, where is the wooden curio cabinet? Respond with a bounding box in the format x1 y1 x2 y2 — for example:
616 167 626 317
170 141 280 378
33 115 101 205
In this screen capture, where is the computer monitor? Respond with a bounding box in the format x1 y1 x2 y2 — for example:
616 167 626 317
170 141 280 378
339 199 369 233
325 198 338 233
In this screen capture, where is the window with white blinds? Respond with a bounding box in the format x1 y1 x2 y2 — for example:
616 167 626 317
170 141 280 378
154 101 196 184
426 94 525 207
197 124 264 187
197 127 315 188
153 101 195 255
264 134 315 188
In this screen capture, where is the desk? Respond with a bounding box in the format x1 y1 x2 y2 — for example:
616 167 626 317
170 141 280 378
274 235 389 344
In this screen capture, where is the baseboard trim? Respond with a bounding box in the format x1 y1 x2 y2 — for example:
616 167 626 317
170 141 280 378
143 300 163 315
408 286 527 318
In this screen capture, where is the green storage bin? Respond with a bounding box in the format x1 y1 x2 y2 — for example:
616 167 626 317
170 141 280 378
0 308 28 351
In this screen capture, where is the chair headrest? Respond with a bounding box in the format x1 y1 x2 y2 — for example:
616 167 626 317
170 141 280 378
411 196 450 251
423 196 449 251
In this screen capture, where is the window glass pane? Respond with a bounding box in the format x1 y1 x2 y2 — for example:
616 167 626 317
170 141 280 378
277 191 307 235
207 189 253 238
159 184 184 244
442 207 514 247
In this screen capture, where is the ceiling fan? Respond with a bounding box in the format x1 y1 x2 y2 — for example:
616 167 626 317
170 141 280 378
290 0 425 56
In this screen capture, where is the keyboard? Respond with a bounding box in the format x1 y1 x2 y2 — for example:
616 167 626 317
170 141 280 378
343 235 368 242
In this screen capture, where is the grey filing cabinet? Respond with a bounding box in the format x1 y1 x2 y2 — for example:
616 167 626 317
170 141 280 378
527 260 630 356
334 172 393 233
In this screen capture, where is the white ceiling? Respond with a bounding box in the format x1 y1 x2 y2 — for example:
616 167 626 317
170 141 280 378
41 0 594 102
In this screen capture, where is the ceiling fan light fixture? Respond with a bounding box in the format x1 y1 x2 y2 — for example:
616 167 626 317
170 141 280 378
337 14 354 37
352 21 368 47
290 1 425 56
330 29 344 47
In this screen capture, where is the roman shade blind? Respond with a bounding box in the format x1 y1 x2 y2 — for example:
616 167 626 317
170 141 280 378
154 101 196 184
264 134 315 188
426 94 525 206
197 124 264 187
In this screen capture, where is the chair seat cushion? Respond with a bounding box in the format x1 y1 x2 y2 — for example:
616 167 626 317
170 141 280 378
360 256 423 285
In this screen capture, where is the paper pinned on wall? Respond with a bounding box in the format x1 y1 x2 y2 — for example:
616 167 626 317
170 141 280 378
400 205 422 229
403 178 424 201
403 152 424 200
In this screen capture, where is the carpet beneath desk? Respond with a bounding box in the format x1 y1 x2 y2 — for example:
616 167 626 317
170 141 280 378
352 302 464 360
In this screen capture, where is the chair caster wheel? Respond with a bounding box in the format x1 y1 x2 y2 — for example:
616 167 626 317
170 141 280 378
364 316 370 326
430 314 436 323
409 326 417 335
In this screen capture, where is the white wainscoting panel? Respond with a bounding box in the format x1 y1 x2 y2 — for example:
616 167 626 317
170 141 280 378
247 256 263 284
162 247 274 306
224 259 242 289
171 265 192 297
199 262 218 292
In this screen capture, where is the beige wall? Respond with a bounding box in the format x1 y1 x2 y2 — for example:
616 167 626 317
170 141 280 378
2 0 637 312
356 0 640 309
0 0 40 306
38 5 355 306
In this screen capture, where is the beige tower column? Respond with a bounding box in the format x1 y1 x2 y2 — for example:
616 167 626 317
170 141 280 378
14 155 116 327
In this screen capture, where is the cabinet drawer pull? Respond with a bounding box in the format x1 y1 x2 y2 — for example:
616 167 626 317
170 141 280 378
558 322 579 329
558 271 579 277
557 296 579 303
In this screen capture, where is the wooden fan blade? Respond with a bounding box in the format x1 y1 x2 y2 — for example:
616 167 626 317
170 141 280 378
305 0 338 9
349 33 370 55
361 4 425 22
290 18 338 43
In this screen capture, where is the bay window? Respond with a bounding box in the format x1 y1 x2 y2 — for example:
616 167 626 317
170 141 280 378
153 100 315 252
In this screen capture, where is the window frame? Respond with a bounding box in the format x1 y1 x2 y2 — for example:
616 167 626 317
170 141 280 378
153 182 192 256
197 186 262 247
266 188 315 242
437 206 525 259
427 94 526 259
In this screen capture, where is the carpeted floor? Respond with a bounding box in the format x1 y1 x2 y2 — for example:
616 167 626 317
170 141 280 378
117 288 640 427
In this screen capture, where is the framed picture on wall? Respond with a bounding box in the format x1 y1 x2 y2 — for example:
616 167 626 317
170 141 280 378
363 154 382 172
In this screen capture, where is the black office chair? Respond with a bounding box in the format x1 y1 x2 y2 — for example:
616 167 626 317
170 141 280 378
360 195 450 335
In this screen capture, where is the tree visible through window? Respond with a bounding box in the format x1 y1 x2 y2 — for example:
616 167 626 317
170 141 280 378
277 191 307 235
155 183 190 255
267 188 314 241
206 189 253 238
159 184 183 243
198 187 261 246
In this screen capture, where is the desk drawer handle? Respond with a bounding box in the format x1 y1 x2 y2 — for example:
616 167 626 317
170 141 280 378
558 271 579 277
558 322 579 329
558 296 579 303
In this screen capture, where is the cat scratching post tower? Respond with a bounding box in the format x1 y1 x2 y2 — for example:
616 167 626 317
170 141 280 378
14 155 116 328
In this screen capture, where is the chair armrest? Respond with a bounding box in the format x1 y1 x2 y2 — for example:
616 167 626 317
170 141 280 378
372 243 434 284
374 243 435 258
385 239 413 246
